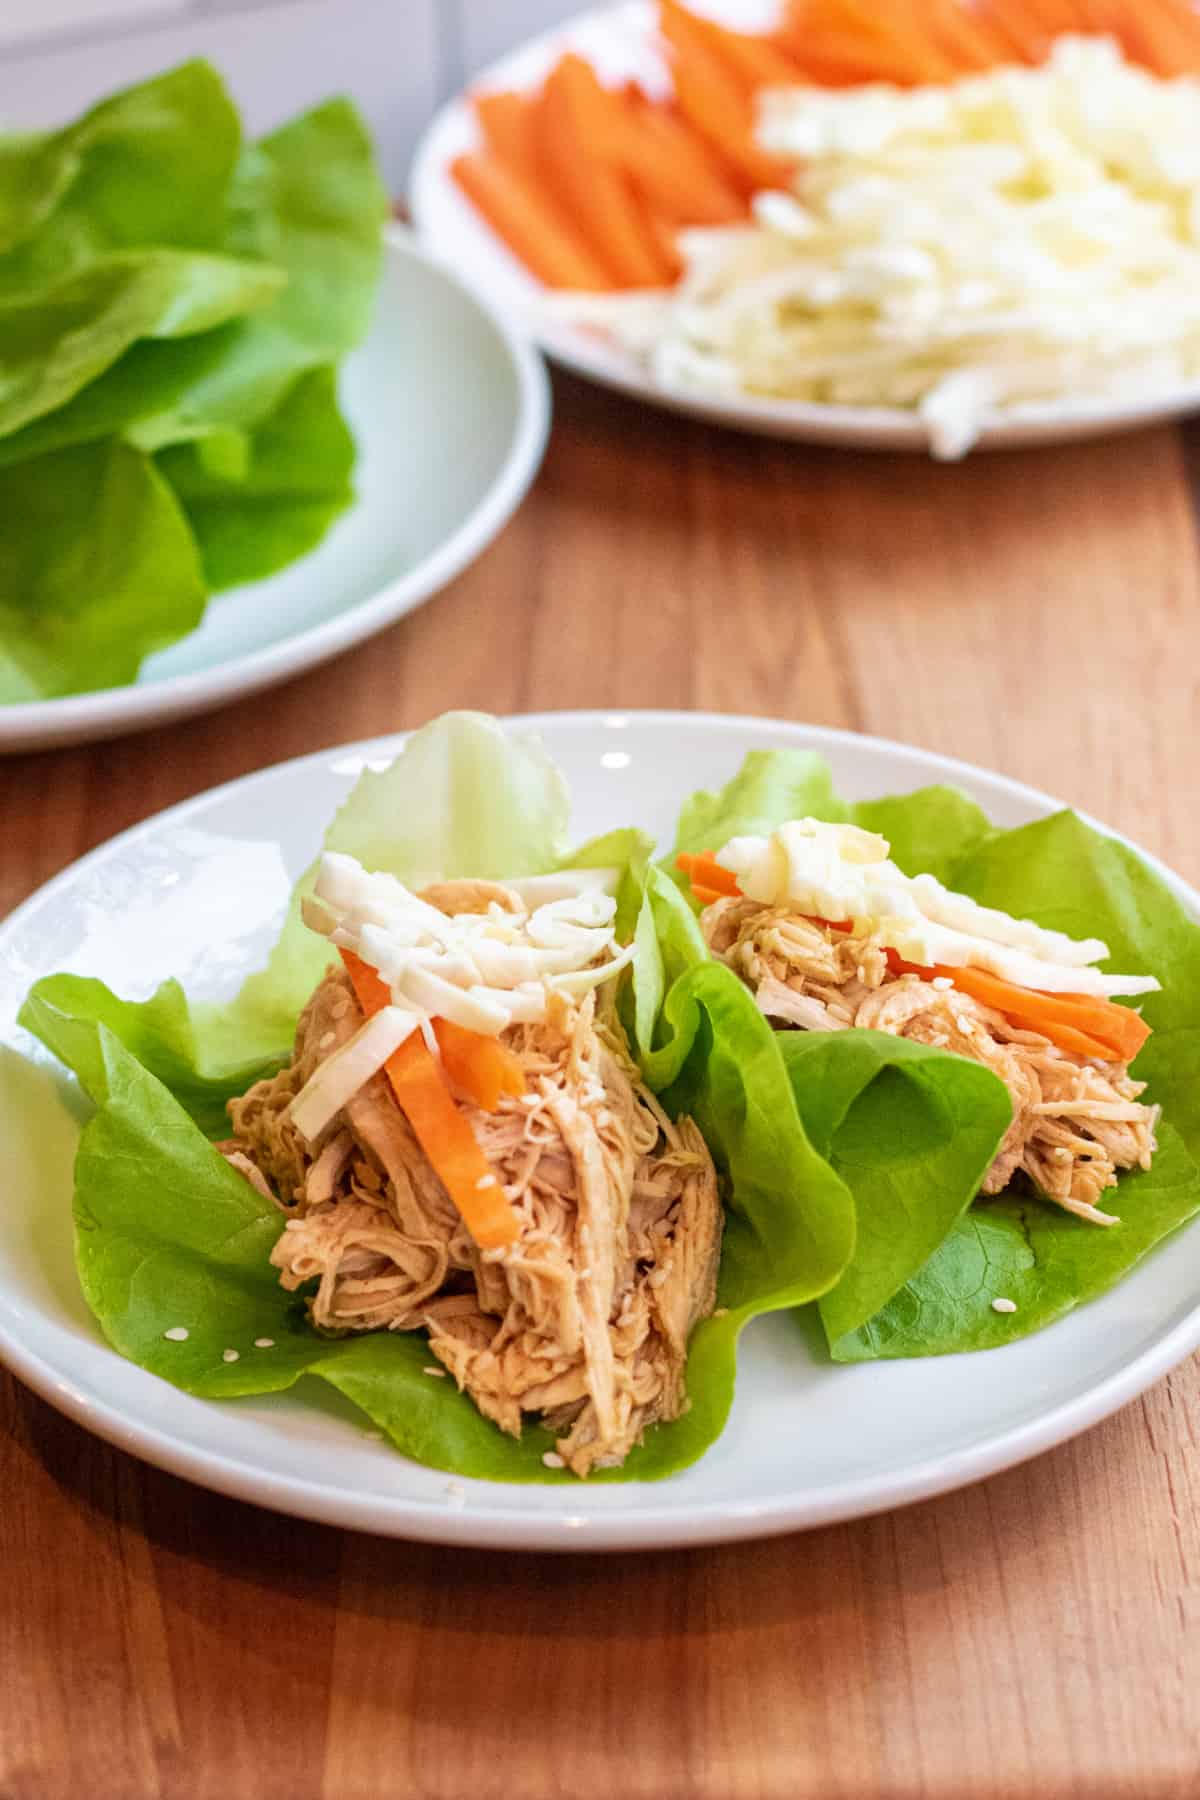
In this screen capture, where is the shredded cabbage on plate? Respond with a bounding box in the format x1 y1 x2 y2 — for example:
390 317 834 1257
558 38 1200 457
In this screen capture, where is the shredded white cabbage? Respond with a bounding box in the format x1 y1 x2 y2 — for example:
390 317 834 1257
555 38 1200 458
305 852 631 1035
718 818 1161 997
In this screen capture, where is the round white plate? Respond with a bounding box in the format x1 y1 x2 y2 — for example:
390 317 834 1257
2 711 1199 1551
0 228 550 754
410 0 1200 454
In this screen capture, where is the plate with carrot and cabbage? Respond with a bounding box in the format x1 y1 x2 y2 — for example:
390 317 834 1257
411 0 1200 455
3 710 1200 1547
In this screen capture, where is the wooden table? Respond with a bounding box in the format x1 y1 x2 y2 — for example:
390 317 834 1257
4 378 1200 1800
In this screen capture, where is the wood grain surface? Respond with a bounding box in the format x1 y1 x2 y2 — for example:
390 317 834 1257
4 381 1200 1800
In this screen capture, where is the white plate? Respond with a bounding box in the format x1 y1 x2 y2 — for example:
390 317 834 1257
410 0 1200 453
2 711 1199 1551
0 228 550 754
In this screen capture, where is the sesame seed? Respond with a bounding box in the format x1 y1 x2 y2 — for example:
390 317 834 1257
422 1365 447 1378
445 1480 467 1509
991 1297 1018 1315
542 1451 566 1469
932 976 954 991
222 1348 240 1363
475 1174 497 1190
163 1326 189 1342
253 1337 275 1349
284 1219 304 1231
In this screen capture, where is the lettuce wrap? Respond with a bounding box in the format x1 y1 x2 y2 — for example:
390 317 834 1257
20 714 854 1481
661 750 1200 1359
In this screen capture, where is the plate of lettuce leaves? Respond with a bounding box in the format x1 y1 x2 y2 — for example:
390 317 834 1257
3 710 1199 1549
0 69 549 752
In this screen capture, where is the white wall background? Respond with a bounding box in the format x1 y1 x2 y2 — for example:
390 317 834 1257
0 0 588 194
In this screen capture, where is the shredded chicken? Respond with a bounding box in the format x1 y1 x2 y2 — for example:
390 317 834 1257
223 881 722 1477
703 895 1159 1225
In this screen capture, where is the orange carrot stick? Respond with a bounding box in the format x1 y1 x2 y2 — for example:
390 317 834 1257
433 1016 527 1113
451 151 614 290
538 56 675 287
473 89 539 180
676 852 743 897
659 0 801 93
610 96 747 224
667 30 795 189
339 949 521 1249
885 951 1152 1063
922 0 1013 69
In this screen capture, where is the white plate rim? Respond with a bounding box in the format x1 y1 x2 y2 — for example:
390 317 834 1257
408 0 1200 452
3 708 1199 1551
0 227 552 754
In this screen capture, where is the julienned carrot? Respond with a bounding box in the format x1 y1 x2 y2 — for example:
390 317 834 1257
1122 0 1200 74
611 98 746 225
339 949 521 1250
433 1016 526 1113
384 1033 521 1249
885 953 1152 1062
920 0 1012 68
659 0 800 93
690 884 726 907
666 29 794 190
539 56 675 287
676 852 743 897
339 946 391 1012
473 89 539 180
977 0 1056 59
339 949 525 1112
451 152 614 290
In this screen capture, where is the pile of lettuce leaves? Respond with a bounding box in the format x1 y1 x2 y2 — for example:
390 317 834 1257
19 715 1200 1482
0 61 387 703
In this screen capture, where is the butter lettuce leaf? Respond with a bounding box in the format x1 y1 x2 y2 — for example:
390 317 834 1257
0 66 385 699
159 365 356 591
0 439 205 702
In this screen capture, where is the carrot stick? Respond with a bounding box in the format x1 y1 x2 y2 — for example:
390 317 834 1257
433 1017 526 1113
690 884 726 907
384 1033 520 1249
676 852 743 897
538 56 675 287
659 0 801 93
922 0 1013 69
451 152 614 290
610 96 747 224
472 89 539 180
1122 0 1200 74
666 31 795 189
885 950 1152 1062
969 0 1050 61
339 949 521 1250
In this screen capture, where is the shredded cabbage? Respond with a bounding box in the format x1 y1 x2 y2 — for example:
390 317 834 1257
556 38 1200 457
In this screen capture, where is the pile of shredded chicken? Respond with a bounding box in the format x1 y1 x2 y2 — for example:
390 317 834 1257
221 883 722 1477
702 897 1159 1226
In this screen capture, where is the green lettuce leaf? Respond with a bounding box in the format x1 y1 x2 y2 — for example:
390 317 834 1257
0 62 242 284
158 365 355 591
668 747 994 883
0 67 385 699
777 1030 1011 1344
672 752 1200 1358
0 439 205 702
0 250 284 441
